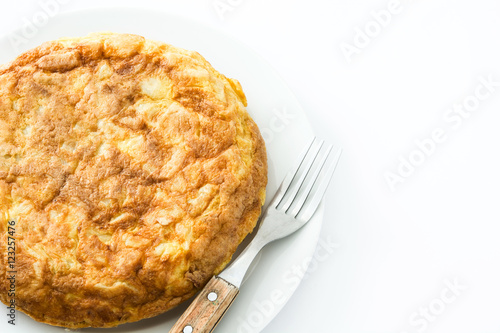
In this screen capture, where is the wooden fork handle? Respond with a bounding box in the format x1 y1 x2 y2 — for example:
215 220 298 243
169 276 239 333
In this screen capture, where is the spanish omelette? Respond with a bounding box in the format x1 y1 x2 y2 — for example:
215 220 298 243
0 32 267 328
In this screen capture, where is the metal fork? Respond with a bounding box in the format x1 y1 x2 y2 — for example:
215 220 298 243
170 137 342 333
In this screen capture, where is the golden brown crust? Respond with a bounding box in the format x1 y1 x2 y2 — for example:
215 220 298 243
0 32 267 328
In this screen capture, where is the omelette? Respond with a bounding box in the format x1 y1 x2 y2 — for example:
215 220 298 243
0 32 267 328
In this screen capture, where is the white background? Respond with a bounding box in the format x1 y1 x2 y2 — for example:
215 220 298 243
1 1 500 332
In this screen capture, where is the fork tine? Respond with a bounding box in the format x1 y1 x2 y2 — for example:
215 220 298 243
279 139 324 212
289 144 333 217
298 147 342 221
271 136 316 208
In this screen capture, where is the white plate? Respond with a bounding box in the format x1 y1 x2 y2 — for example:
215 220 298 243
0 8 323 333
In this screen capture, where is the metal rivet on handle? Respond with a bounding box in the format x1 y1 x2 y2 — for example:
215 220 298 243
183 325 193 333
207 292 218 302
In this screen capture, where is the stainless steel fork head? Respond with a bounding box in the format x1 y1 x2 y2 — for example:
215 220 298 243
218 137 342 288
254 137 342 246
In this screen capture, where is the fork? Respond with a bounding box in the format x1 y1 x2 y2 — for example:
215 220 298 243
170 137 342 333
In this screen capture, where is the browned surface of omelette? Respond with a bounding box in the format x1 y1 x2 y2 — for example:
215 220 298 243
0 32 267 328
